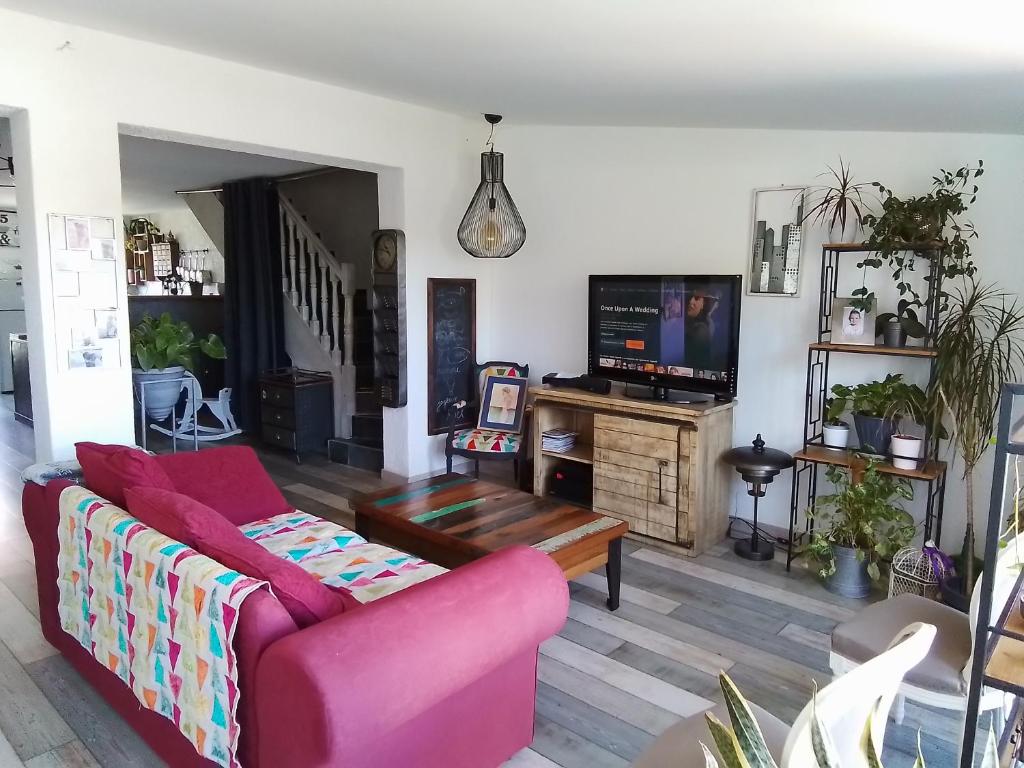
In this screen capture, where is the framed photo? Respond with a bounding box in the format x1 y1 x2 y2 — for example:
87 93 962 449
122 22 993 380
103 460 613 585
66 217 91 251
477 375 527 434
748 186 806 297
831 297 876 345
91 238 116 261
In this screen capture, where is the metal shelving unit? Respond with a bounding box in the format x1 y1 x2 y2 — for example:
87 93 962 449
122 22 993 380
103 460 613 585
961 382 1024 767
787 242 948 569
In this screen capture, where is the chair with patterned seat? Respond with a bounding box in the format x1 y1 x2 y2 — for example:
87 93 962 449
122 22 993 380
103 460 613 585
445 360 530 482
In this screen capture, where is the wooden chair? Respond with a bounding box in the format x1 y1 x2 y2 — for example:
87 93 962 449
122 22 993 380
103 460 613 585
445 361 529 482
828 532 1024 750
632 622 935 767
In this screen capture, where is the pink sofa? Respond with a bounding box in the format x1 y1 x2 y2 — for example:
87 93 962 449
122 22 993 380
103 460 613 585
22 448 569 768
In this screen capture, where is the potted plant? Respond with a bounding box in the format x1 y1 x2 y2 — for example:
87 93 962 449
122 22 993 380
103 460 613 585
860 162 983 310
822 407 850 450
800 158 877 242
926 280 1024 597
700 669 998 767
131 313 226 420
806 463 915 597
875 299 928 348
828 374 928 455
890 433 923 470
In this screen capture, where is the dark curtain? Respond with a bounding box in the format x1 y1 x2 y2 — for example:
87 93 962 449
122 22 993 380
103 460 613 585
222 178 288 432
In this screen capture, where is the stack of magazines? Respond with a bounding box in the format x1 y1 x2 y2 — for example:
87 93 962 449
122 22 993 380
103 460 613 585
542 429 578 453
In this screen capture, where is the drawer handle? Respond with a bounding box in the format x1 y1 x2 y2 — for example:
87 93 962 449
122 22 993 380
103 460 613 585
275 413 282 421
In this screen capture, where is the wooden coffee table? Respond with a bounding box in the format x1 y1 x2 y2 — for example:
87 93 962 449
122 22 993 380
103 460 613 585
354 473 629 609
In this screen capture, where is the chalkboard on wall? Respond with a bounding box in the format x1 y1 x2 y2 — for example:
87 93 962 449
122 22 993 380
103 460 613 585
426 278 476 435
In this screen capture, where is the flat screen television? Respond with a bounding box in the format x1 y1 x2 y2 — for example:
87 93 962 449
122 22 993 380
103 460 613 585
588 274 742 401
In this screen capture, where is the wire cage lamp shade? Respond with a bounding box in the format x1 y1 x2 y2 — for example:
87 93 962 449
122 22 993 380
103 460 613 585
458 116 526 259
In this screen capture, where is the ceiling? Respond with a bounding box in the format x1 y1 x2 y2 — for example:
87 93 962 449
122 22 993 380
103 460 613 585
4 0 1024 133
119 135 320 213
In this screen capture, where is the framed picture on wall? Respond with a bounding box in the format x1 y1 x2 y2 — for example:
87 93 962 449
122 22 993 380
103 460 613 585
748 186 806 297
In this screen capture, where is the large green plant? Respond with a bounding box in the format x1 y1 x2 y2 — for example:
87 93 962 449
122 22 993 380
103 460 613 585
130 312 226 372
806 463 915 582
926 280 1024 593
860 162 983 312
699 671 997 767
826 374 927 425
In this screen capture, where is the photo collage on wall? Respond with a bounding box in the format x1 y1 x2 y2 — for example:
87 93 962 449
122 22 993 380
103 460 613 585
47 214 122 371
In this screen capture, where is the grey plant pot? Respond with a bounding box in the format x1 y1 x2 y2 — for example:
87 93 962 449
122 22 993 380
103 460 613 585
826 544 871 598
881 319 907 348
853 412 898 455
133 366 186 421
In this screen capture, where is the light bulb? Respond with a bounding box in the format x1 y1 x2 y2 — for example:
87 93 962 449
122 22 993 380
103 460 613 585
479 211 501 254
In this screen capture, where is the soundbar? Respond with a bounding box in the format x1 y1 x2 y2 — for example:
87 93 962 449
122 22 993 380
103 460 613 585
542 373 612 394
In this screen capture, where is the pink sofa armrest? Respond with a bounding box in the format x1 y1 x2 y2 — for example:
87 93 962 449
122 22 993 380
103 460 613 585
255 545 568 765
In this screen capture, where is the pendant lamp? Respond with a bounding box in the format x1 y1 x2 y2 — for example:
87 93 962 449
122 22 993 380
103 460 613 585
458 114 526 259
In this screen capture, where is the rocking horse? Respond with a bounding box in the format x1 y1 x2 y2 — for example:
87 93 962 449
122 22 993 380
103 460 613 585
149 372 242 448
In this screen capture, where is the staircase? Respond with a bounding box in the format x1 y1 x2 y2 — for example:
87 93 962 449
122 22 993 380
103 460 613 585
277 194 357 440
327 289 384 472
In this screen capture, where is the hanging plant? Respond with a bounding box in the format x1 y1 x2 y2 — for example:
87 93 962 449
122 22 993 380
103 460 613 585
800 158 877 241
860 162 983 311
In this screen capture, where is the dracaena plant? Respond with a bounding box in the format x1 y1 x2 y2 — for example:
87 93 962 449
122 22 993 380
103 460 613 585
699 671 998 768
801 158 878 242
130 312 226 372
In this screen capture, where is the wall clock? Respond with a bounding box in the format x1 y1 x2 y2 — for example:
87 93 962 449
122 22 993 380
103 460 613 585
370 229 407 408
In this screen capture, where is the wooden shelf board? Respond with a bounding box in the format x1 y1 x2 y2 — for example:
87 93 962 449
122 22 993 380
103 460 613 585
822 241 944 253
794 444 946 481
986 614 1024 695
541 445 594 465
809 342 938 359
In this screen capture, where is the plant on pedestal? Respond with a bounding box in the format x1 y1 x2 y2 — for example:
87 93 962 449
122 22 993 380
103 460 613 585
805 462 915 597
826 374 928 455
925 280 1024 597
131 312 226 420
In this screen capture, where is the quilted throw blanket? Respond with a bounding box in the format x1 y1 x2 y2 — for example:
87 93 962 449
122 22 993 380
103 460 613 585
56 486 265 768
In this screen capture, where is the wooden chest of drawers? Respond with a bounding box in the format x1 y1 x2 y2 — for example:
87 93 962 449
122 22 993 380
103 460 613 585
532 386 734 556
259 368 334 460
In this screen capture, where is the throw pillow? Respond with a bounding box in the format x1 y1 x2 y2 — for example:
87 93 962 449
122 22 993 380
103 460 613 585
75 442 176 508
156 446 292 525
124 486 355 627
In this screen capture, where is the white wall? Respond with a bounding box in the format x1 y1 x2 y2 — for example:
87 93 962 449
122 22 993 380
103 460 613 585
0 8 483 469
489 125 1024 546
126 208 226 283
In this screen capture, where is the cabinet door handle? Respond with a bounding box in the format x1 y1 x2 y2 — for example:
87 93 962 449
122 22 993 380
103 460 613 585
657 460 668 505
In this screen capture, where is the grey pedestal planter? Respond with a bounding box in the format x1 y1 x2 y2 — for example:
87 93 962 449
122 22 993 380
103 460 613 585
133 366 186 421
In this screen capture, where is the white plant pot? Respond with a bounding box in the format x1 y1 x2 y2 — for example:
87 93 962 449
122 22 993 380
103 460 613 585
823 422 850 449
133 366 186 421
890 434 923 470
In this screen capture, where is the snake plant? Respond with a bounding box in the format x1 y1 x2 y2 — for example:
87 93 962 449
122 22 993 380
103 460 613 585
699 672 997 767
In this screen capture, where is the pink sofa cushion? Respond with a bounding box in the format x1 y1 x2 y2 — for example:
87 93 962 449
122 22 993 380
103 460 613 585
124 486 356 627
75 442 176 508
156 446 291 525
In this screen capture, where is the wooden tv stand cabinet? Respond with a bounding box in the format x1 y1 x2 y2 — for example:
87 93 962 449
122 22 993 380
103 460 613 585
530 385 735 556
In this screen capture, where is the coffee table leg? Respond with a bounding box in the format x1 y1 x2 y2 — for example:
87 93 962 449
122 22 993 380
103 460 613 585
606 537 621 611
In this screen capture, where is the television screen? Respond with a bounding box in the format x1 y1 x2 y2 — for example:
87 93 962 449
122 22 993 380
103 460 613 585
588 275 741 399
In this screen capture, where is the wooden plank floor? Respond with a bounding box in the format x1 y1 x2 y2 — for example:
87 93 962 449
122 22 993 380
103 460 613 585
0 405 965 766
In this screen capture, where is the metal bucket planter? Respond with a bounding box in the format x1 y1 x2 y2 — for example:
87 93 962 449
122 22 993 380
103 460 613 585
133 366 185 421
853 413 898 455
826 544 871 598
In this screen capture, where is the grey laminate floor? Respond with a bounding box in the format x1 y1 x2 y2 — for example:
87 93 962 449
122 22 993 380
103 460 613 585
0 405 965 767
